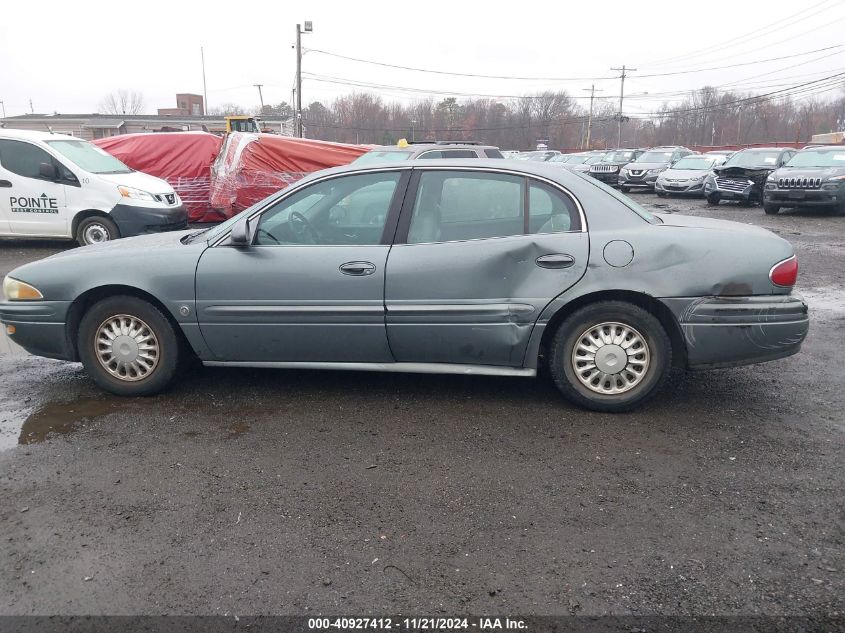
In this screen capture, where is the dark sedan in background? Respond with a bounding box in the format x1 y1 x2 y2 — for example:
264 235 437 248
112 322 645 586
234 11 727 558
0 160 808 412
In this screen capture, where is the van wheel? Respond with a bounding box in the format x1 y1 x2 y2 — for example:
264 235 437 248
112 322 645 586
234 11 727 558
77 295 180 396
76 216 120 246
548 301 672 413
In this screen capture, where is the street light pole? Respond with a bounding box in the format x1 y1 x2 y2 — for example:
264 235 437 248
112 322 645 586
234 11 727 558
411 118 417 142
294 21 312 138
583 84 603 149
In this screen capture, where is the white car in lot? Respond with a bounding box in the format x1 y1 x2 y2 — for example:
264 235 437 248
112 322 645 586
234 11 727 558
0 129 187 245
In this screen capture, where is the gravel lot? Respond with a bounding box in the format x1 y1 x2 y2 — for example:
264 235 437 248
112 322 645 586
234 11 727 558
0 193 842 617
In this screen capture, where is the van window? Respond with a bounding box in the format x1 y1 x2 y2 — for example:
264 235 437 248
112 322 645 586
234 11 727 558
0 139 58 180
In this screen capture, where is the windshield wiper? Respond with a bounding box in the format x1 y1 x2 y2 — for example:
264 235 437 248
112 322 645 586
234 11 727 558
182 227 211 244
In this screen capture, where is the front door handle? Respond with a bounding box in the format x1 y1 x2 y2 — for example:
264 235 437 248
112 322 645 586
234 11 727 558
0 180 11 188
339 261 376 276
536 254 575 269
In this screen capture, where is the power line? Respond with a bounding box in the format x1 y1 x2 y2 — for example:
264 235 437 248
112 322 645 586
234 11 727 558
635 0 837 68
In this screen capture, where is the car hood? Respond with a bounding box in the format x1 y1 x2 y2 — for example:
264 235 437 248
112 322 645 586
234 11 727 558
6 229 206 302
772 166 845 179
96 170 174 194
713 165 773 187
659 168 710 179
625 161 668 170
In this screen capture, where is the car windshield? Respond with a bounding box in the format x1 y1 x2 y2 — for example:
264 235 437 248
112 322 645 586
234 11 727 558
585 155 605 165
785 150 845 168
670 157 715 170
602 151 635 162
562 155 590 164
353 150 413 164
724 150 781 168
547 155 571 163
45 140 132 174
635 151 674 163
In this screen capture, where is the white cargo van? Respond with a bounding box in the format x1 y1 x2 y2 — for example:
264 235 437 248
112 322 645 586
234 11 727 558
0 129 187 245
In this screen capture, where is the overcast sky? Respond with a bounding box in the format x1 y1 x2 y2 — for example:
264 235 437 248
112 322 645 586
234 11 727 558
2 0 844 118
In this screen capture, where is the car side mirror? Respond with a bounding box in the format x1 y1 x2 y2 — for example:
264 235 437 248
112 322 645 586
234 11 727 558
230 217 256 246
39 162 59 181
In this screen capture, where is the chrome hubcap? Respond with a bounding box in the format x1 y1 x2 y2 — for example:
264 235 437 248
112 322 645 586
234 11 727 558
95 314 159 381
571 321 650 395
83 223 110 244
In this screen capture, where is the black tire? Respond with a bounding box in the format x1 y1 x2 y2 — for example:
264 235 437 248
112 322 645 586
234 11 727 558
548 301 672 413
739 198 753 208
620 186 630 193
656 191 667 198
706 194 720 206
76 216 120 246
763 204 780 215
77 295 180 396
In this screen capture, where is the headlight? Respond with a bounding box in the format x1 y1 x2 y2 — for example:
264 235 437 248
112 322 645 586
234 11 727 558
821 182 841 190
691 175 705 182
117 185 156 202
647 168 663 175
3 277 43 301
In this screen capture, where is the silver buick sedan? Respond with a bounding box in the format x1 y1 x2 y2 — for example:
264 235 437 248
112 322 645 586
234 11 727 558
0 160 808 412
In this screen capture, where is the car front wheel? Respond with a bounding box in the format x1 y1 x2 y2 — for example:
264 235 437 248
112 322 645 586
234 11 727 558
548 301 672 412
763 204 780 215
78 295 180 396
76 216 120 246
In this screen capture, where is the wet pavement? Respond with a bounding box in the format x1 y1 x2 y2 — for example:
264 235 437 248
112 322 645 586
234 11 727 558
0 197 842 616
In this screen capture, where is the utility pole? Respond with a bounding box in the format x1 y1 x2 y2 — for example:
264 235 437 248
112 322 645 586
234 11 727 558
201 47 208 114
29 98 34 114
737 105 743 145
294 21 313 138
610 65 635 147
0 101 5 118
254 84 265 111
411 118 417 142
583 84 603 149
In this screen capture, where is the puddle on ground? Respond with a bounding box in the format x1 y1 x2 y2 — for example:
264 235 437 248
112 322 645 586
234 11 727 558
0 398 123 451
800 288 845 314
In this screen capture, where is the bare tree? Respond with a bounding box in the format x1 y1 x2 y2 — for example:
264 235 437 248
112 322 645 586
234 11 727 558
99 90 145 115
207 103 248 116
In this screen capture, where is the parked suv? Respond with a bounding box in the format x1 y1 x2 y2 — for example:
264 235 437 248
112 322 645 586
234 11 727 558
588 149 644 185
704 147 796 206
618 146 693 192
353 141 503 163
763 146 845 215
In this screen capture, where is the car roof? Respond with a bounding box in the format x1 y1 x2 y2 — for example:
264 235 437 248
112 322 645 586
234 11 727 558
367 143 498 151
299 158 585 187
736 147 790 152
0 128 80 142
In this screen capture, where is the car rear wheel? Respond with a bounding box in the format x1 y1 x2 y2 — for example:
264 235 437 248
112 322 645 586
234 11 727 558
548 301 672 412
78 295 180 396
763 204 781 215
76 216 120 246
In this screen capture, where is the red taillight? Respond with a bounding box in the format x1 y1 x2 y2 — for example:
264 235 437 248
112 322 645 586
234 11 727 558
770 255 798 287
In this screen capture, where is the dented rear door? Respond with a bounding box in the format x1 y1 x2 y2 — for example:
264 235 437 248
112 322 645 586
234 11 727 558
384 168 589 367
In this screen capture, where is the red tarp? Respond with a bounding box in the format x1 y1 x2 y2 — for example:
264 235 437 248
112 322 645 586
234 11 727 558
94 132 223 222
209 133 368 217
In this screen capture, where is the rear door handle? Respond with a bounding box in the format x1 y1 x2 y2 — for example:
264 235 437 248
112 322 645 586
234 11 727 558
339 261 376 276
536 254 575 269
0 180 11 188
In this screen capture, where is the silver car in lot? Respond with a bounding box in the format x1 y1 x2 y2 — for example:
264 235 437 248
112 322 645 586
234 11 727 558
654 154 727 197
0 160 808 412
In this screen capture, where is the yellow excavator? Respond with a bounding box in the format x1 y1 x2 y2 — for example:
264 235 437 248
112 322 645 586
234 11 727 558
225 116 261 134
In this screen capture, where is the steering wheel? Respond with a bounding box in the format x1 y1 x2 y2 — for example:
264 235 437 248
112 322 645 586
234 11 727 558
256 227 280 245
289 211 319 244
